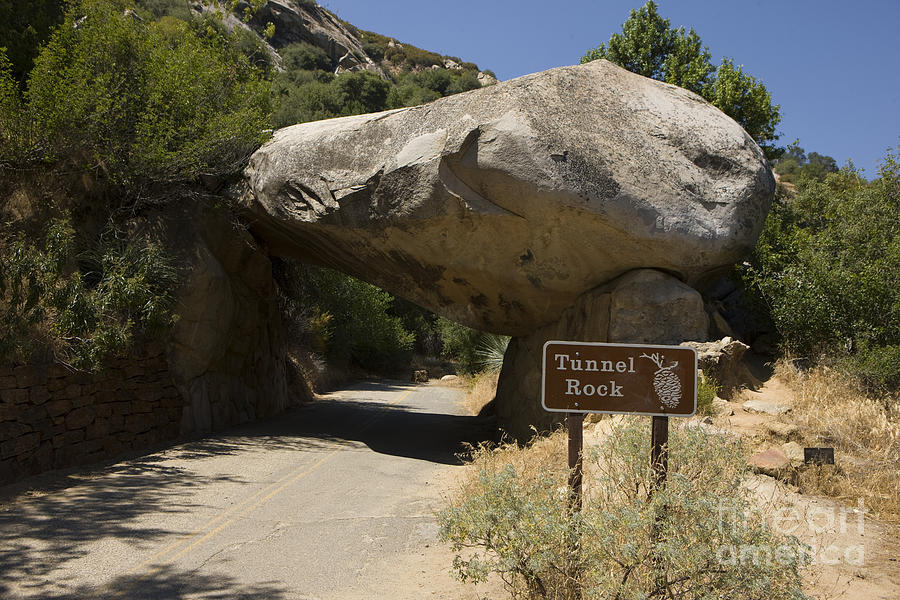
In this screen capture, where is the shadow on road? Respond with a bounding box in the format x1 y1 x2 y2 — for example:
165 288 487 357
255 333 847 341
0 381 490 597
8 563 289 599
168 384 495 466
0 461 248 598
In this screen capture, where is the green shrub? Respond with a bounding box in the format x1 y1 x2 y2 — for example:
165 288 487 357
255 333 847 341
696 375 719 415
437 317 509 375
745 150 900 393
386 83 440 108
133 0 191 20
440 420 809 599
0 48 33 165
0 219 178 370
838 344 900 397
772 142 838 184
281 41 332 72
437 317 483 375
271 69 390 127
361 40 383 62
475 333 510 373
24 0 270 196
393 68 482 101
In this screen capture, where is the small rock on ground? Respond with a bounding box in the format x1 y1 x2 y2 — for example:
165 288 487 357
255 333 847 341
781 441 804 466
748 447 791 476
766 421 800 438
743 398 791 415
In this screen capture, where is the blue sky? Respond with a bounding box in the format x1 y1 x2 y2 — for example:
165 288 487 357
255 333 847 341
319 0 899 177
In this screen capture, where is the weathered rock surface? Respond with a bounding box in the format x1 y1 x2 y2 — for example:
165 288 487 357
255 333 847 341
494 269 709 439
205 1 386 78
743 398 792 416
162 206 299 434
242 59 775 337
748 447 791 476
682 337 755 399
246 0 386 77
781 441 805 467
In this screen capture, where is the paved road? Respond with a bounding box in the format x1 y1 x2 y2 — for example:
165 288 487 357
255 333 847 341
0 381 497 599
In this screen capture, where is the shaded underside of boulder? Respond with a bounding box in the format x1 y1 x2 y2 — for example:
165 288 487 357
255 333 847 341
495 269 710 439
241 59 774 336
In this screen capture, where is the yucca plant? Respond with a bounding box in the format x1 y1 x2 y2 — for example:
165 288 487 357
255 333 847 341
475 333 510 373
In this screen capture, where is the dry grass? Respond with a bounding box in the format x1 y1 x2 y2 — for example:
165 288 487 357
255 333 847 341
775 361 900 522
461 371 500 416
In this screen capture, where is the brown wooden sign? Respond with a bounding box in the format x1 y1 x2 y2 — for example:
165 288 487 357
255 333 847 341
542 341 697 416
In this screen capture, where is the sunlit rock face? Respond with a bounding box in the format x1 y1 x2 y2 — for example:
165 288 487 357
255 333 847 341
241 59 773 337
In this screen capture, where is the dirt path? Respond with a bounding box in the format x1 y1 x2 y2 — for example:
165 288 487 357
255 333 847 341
710 365 899 600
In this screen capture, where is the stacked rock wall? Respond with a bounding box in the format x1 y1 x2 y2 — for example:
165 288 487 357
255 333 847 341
0 344 181 485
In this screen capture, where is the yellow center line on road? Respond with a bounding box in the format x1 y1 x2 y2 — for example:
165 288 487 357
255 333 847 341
106 387 415 598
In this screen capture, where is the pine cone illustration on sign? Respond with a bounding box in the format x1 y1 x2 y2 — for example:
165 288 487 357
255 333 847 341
641 353 682 409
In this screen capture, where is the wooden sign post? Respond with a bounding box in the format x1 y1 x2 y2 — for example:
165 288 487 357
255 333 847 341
542 341 698 505
542 341 697 597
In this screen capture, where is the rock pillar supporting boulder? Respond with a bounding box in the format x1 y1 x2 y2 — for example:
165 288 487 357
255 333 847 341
495 269 709 440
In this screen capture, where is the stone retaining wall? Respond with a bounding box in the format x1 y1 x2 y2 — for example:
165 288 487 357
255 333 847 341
0 344 182 485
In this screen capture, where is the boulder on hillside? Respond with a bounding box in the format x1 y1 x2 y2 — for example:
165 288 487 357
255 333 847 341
681 337 756 399
240 59 775 337
248 0 386 76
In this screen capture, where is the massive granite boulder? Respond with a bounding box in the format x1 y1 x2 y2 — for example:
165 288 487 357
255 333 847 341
241 59 774 337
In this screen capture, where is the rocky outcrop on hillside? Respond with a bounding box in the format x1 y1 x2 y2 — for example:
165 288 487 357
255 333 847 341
246 0 385 76
198 0 385 77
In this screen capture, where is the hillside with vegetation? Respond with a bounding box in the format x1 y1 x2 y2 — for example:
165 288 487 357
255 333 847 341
0 0 501 380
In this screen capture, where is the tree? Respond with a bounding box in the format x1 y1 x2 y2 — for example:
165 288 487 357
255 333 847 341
25 0 271 193
0 0 65 85
772 141 839 183
582 1 781 158
745 149 900 393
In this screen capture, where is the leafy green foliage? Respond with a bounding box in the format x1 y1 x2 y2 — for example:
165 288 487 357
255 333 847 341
773 141 839 183
271 34 487 128
697 375 719 416
0 220 178 370
394 68 481 98
581 1 781 157
281 41 332 72
0 0 65 85
391 297 443 356
437 318 483 375
440 420 808 599
276 262 414 372
0 48 32 165
704 59 780 153
745 149 900 393
271 69 391 127
475 333 510 374
23 0 271 196
133 0 191 20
